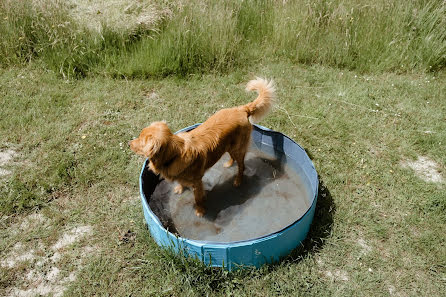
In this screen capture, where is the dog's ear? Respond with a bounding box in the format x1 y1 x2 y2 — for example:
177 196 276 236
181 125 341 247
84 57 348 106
142 138 163 158
136 121 172 159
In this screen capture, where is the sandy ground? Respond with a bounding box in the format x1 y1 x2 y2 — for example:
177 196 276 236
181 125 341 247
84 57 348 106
401 155 443 183
0 148 16 176
2 217 94 297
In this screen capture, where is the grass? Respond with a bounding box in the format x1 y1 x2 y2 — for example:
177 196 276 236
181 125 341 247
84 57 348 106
1 63 445 296
1 0 445 296
113 1 243 77
1 0 445 77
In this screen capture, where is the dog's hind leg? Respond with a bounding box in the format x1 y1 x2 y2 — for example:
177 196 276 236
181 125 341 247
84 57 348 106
230 127 251 187
193 181 206 217
230 150 246 187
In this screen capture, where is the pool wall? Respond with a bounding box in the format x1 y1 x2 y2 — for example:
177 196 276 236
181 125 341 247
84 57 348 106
139 124 318 270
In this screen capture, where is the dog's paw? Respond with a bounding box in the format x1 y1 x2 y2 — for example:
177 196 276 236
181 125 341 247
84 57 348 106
223 158 234 168
195 206 205 217
233 177 242 187
174 184 184 194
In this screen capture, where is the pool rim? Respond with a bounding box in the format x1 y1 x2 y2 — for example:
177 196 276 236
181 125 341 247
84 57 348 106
139 123 319 246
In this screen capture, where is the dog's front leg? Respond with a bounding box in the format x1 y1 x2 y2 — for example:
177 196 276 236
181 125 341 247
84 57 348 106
193 181 206 217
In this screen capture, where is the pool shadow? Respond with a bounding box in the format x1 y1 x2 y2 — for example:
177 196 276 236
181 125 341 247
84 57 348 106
292 177 335 255
215 175 335 273
268 175 336 268
140 126 335 275
202 155 286 224
144 152 288 235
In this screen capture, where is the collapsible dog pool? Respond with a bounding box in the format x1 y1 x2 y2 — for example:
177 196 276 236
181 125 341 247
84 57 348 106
139 124 318 270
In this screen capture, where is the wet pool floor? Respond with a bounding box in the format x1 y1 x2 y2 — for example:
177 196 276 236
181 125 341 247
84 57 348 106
149 148 311 242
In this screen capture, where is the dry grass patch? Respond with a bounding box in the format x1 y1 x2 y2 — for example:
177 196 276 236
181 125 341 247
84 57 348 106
0 148 17 177
2 218 94 297
65 0 172 33
401 156 444 184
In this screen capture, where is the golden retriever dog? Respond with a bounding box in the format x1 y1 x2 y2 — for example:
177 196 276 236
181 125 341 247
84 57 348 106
129 78 275 216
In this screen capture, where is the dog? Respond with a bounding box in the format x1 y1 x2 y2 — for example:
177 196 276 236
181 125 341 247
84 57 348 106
129 78 275 217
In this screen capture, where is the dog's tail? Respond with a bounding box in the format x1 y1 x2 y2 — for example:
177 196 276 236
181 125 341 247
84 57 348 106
245 77 275 124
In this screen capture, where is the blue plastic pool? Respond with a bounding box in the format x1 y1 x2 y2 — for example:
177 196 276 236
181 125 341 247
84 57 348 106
139 124 318 270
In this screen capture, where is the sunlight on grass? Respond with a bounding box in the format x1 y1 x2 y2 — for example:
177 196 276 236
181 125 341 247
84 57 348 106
1 64 445 296
1 0 444 77
0 0 445 296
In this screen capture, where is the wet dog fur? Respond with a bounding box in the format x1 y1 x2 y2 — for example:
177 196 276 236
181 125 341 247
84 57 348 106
129 78 275 216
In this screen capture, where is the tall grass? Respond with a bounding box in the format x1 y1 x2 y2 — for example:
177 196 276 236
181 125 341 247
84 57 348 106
1 0 444 77
112 2 242 77
0 0 162 77
0 1 97 77
270 0 446 72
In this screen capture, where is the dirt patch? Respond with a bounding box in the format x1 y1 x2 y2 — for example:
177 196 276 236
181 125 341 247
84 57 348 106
10 269 74 297
1 243 36 269
324 270 349 281
401 156 443 183
19 213 48 230
5 225 94 297
51 226 93 251
8 212 51 237
0 148 16 176
357 238 372 256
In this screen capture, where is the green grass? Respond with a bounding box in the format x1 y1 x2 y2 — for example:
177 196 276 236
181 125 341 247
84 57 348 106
0 0 445 296
113 1 242 77
1 63 445 296
1 0 445 77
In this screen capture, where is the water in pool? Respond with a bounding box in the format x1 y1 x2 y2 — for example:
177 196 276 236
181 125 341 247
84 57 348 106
149 147 311 242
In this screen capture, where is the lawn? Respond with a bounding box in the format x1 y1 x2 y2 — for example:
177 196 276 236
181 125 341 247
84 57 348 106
1 0 445 296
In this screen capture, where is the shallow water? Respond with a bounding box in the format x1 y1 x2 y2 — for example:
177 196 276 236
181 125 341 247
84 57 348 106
149 147 311 242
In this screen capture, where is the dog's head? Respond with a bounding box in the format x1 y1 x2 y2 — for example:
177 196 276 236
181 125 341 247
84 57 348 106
129 121 172 159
